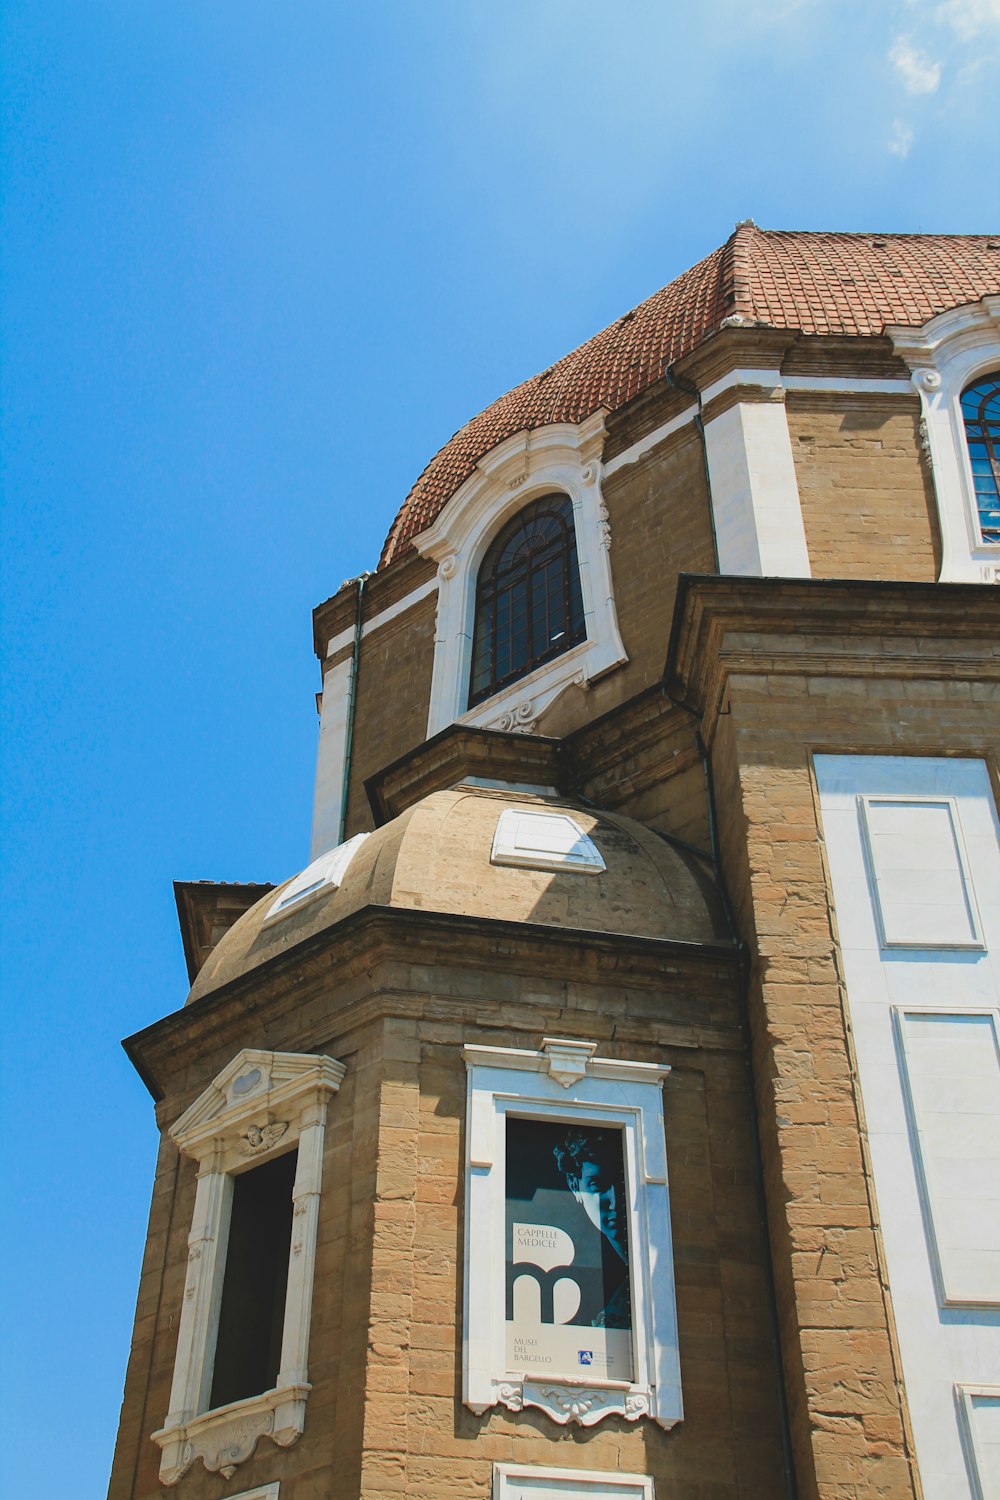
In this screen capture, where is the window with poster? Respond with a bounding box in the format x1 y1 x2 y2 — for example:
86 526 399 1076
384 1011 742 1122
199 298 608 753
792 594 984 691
463 1038 682 1431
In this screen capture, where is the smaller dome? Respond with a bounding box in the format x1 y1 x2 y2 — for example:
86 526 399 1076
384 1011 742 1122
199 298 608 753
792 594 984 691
187 787 729 1004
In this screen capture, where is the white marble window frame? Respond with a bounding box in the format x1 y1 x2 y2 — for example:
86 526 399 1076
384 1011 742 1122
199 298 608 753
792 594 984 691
493 1462 655 1499
857 793 985 951
152 1049 346 1486
956 1383 1000 1500
411 414 628 738
463 1038 682 1432
888 296 1000 582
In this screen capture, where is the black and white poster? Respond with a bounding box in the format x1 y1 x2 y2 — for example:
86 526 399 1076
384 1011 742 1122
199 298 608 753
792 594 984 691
505 1116 633 1381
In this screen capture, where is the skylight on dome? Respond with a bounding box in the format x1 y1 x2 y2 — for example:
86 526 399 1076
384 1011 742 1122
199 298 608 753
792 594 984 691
490 808 606 875
265 832 370 922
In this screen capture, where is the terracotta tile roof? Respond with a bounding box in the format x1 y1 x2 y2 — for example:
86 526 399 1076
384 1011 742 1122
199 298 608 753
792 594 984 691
379 227 1000 567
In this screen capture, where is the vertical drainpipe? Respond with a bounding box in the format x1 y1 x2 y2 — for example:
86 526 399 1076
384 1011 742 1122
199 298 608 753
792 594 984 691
337 571 369 846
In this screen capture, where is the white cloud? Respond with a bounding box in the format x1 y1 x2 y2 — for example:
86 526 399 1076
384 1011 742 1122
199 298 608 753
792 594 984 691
936 0 1000 41
888 119 916 157
889 34 942 91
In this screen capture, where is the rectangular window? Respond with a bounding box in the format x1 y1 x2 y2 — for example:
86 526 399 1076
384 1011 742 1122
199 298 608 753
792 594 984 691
506 1118 632 1383
210 1149 298 1409
463 1037 682 1431
153 1049 346 1487
493 1463 655 1499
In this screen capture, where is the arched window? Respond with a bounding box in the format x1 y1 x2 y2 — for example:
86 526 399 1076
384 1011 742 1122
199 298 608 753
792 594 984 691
469 493 586 706
961 372 1000 543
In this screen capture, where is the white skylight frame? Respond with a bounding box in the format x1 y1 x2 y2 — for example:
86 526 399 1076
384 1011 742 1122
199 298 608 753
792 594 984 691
264 831 369 924
490 808 606 875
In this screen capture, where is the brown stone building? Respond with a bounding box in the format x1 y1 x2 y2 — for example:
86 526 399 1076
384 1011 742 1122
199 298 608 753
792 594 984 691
110 227 1000 1500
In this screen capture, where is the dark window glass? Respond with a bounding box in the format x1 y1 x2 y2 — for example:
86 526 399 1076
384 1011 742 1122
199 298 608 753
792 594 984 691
961 373 1000 543
469 494 586 706
209 1149 297 1410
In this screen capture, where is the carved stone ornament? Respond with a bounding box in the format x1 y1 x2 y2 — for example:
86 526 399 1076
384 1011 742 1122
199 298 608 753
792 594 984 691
239 1121 288 1157
492 699 536 734
913 366 942 393
438 552 457 579
495 1377 647 1426
597 498 612 551
154 1383 309 1485
541 1036 598 1088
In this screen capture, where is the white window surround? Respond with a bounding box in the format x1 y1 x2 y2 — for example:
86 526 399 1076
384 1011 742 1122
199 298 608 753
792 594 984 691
152 1049 346 1486
463 1037 682 1431
411 413 628 738
888 296 1000 582
265 832 369 924
956 1384 1000 1500
493 1462 655 1499
225 1487 280 1500
491 808 606 875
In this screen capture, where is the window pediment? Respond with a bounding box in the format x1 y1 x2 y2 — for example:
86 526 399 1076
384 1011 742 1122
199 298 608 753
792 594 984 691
170 1048 346 1163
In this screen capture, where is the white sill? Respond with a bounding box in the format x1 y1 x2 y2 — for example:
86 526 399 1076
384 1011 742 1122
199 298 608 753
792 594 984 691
459 634 625 734
152 1381 309 1485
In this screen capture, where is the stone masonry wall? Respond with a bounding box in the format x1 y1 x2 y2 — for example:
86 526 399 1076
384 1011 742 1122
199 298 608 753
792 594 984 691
787 393 940 582
111 921 788 1500
344 595 436 837
704 649 1000 1500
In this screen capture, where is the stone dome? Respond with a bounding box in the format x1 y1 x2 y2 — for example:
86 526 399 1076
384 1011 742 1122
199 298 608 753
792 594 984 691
187 786 730 1004
378 228 1000 567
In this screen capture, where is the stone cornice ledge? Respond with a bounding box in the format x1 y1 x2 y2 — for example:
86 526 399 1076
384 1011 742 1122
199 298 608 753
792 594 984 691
664 574 1000 744
152 1381 309 1485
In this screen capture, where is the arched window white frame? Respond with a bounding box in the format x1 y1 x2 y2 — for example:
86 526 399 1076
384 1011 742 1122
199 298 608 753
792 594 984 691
412 413 628 737
889 296 1000 581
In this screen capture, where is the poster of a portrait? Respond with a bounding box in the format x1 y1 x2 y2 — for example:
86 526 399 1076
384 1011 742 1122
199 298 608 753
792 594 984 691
505 1116 633 1382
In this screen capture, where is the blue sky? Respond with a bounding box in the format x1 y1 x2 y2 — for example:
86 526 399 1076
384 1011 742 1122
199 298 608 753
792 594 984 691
1 0 997 1492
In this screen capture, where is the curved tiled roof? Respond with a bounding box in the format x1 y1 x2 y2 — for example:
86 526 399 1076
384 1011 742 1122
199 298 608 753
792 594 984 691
379 226 1000 567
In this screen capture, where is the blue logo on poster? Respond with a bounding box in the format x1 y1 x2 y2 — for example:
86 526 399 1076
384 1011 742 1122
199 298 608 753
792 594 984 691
578 1350 593 1366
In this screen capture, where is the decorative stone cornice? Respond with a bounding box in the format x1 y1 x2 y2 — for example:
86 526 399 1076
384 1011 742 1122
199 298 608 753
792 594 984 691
126 905 741 1110
665 574 1000 746
365 722 569 825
